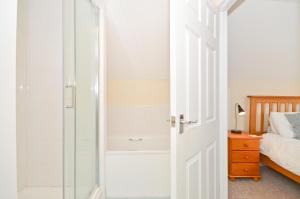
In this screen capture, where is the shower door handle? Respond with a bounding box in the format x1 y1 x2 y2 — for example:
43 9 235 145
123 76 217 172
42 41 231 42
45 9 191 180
64 84 75 109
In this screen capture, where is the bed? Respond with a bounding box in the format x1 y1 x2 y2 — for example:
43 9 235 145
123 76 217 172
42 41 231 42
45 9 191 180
248 96 300 183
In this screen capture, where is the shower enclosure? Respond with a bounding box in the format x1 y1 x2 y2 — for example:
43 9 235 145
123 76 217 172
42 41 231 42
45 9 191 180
64 0 101 199
16 0 101 198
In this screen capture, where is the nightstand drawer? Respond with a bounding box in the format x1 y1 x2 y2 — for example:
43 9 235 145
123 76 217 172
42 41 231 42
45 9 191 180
230 139 259 151
231 151 259 163
231 163 260 176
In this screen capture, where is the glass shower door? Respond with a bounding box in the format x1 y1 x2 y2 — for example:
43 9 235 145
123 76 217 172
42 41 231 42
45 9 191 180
75 0 99 198
63 0 100 199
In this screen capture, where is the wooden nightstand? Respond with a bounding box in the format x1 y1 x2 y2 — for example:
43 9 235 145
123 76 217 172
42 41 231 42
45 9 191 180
228 132 262 181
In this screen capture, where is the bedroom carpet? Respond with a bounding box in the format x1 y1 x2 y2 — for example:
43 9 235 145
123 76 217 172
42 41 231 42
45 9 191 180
229 166 300 199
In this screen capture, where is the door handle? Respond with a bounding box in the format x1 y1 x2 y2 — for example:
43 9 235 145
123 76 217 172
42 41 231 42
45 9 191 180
180 120 198 125
64 84 75 109
179 114 198 134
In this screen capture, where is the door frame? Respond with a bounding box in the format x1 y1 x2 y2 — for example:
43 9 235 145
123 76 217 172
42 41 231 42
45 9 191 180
97 3 107 199
89 0 106 199
94 1 107 199
95 0 238 198
218 0 239 199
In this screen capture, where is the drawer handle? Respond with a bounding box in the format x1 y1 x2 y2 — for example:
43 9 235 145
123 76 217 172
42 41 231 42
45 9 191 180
243 144 249 148
244 168 249 172
244 156 249 159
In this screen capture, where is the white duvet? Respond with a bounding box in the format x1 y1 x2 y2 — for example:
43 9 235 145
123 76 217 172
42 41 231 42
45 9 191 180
261 133 300 176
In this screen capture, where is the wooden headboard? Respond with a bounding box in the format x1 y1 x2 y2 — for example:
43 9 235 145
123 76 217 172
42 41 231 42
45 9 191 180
248 96 300 135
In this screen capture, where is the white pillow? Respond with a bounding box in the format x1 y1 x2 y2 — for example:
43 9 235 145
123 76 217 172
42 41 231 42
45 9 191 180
269 112 298 138
268 115 278 134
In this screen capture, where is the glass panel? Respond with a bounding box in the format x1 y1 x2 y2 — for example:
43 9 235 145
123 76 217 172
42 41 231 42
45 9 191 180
75 0 99 198
63 0 99 199
63 0 76 198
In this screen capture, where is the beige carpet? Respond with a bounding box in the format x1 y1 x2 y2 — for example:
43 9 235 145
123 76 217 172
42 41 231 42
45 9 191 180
229 166 300 199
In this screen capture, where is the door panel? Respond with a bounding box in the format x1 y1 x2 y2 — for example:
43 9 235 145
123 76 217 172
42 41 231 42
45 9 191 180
206 142 217 199
186 153 201 199
186 29 201 123
206 45 216 121
171 0 220 198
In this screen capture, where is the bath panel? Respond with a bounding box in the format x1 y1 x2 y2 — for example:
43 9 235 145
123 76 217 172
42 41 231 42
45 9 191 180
106 149 170 198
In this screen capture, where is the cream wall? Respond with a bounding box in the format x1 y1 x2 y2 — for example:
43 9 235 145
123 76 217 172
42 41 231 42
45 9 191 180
106 0 170 141
0 0 18 198
228 0 300 131
16 0 63 190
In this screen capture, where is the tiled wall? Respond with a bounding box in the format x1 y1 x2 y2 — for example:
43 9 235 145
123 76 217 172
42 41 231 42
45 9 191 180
106 0 170 144
16 0 63 190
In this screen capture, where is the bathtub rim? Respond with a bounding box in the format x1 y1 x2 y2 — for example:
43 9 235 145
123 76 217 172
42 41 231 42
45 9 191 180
106 150 170 155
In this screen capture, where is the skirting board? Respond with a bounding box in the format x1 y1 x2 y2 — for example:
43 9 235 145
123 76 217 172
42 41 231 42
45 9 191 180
90 187 104 199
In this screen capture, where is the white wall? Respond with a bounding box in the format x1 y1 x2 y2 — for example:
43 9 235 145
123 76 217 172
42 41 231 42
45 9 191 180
0 0 18 198
228 0 300 131
106 0 170 143
17 0 63 190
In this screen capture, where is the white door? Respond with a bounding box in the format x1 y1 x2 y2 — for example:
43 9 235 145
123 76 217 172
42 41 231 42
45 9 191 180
170 0 220 198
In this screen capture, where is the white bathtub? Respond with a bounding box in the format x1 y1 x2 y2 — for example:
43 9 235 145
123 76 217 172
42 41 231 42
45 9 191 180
105 137 170 198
